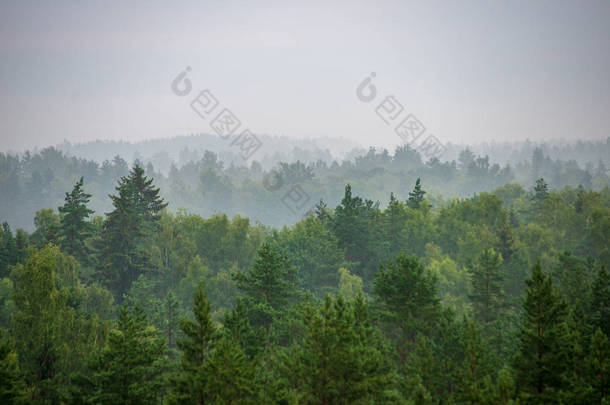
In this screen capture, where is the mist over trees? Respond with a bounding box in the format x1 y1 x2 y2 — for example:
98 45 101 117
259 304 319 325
0 142 608 402
1 137 608 231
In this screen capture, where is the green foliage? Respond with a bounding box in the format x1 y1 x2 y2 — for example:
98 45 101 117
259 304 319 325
590 207 610 265
232 242 297 334
289 295 398 404
374 254 440 367
169 285 257 404
30 209 60 248
0 222 28 279
0 330 25 404
383 192 409 257
0 145 609 405
532 178 549 205
0 277 17 328
97 165 167 298
425 246 470 317
89 305 167 404
169 285 217 403
337 267 363 301
407 177 426 209
591 266 610 337
58 177 94 264
332 184 388 281
455 319 498 404
553 251 594 309
514 262 571 403
275 216 347 294
468 248 505 326
10 245 106 403
588 328 610 403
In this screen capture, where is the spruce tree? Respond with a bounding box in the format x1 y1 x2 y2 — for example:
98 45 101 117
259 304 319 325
314 198 331 223
468 248 505 326
232 242 296 334
58 177 94 264
169 285 257 404
201 337 257 404
89 305 167 405
531 178 549 206
514 261 570 403
169 285 217 404
374 254 439 367
223 298 265 359
97 165 167 298
332 184 386 281
384 192 408 257
332 184 368 263
455 319 497 404
297 295 396 403
407 178 426 209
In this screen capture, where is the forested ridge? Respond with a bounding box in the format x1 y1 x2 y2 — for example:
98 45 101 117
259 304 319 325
1 151 610 403
2 139 609 231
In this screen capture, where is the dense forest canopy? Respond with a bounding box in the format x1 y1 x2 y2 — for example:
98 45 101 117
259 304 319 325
2 0 610 402
0 147 609 403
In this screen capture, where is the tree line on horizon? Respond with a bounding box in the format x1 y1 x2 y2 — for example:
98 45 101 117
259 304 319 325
1 141 608 232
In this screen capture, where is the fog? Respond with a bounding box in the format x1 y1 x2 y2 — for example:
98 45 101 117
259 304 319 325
1 0 609 153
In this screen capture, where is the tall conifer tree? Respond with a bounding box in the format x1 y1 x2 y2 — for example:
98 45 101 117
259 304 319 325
58 177 94 263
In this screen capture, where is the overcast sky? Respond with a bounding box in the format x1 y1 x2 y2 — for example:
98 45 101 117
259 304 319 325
0 0 609 152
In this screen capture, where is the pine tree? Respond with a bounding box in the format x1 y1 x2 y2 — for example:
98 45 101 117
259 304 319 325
201 337 257 404
297 295 396 404
407 178 426 209
58 177 94 264
514 261 570 403
232 242 296 334
223 298 265 359
97 165 167 298
332 184 368 263
169 285 257 404
332 184 386 281
374 254 439 367
384 192 408 257
169 285 217 404
531 178 549 206
468 248 505 326
89 305 167 405
455 319 497 404
314 198 331 223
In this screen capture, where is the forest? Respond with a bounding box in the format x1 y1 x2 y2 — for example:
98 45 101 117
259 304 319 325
2 138 609 231
1 143 609 404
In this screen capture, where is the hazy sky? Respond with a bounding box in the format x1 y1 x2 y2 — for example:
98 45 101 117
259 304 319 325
1 0 609 152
